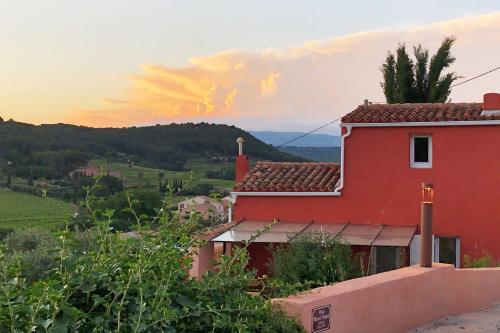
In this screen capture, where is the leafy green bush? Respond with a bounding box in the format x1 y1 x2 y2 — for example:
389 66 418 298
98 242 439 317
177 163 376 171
3 228 57 282
182 183 214 196
0 191 304 332
270 233 353 286
463 254 498 268
0 227 14 241
91 189 163 232
4 228 55 253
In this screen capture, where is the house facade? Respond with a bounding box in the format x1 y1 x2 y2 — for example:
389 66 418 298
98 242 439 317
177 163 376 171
212 93 500 275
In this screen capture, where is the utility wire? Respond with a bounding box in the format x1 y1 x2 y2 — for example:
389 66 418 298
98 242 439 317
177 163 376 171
278 65 500 148
277 116 342 148
451 65 500 88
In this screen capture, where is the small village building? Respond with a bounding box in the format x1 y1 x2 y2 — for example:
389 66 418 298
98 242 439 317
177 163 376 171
178 195 231 223
210 93 500 276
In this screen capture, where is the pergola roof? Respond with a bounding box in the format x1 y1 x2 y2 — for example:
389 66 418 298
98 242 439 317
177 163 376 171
210 219 416 247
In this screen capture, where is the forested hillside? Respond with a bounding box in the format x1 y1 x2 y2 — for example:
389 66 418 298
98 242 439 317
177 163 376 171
0 121 302 179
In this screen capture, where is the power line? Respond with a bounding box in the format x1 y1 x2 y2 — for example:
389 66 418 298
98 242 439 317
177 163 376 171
277 116 342 148
278 65 499 148
451 65 500 88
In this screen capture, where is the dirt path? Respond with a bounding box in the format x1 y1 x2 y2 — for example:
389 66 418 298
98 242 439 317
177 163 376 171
410 302 500 333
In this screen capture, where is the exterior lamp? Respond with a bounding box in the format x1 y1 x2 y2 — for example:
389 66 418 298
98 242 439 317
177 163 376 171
420 183 434 267
422 183 434 204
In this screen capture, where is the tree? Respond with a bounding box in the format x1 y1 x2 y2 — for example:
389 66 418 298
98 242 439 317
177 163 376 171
27 168 34 186
381 37 458 103
6 161 12 188
158 172 165 193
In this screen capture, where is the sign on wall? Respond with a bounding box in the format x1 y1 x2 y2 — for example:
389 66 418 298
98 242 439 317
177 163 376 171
312 305 331 333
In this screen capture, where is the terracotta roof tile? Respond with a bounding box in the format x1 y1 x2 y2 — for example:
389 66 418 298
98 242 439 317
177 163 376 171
341 103 500 124
235 162 340 192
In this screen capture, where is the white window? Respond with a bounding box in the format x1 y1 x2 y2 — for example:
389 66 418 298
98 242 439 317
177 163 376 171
410 135 432 168
434 237 460 268
410 235 460 268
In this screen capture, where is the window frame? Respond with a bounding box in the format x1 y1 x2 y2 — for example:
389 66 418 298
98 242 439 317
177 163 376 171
410 134 432 169
434 236 461 268
370 246 403 274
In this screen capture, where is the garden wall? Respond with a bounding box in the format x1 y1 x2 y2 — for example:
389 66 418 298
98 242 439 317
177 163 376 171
274 263 500 333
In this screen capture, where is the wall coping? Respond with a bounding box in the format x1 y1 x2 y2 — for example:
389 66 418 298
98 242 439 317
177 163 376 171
275 263 454 305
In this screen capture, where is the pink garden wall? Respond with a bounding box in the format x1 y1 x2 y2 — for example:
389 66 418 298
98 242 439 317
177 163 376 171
274 264 500 333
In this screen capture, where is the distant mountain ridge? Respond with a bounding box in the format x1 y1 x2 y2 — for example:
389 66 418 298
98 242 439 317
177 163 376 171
279 146 340 162
249 131 341 147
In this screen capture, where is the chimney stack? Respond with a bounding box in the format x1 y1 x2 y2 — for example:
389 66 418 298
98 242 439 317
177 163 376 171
235 137 249 183
482 93 500 116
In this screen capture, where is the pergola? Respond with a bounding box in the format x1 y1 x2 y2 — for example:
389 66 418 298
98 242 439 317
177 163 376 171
211 219 417 247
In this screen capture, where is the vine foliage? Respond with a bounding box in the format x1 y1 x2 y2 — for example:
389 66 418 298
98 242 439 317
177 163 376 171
0 185 304 332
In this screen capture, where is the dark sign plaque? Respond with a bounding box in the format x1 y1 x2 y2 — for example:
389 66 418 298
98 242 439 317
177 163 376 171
312 304 331 333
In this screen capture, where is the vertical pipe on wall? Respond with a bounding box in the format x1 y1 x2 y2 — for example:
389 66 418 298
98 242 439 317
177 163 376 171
334 125 352 193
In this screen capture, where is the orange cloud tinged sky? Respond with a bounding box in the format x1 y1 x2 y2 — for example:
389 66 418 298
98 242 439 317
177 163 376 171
6 11 500 132
66 11 500 131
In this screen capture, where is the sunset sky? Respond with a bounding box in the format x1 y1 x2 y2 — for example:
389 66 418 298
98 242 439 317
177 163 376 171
1 1 499 134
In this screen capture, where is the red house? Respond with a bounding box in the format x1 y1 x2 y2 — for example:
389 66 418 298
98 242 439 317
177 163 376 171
211 93 500 275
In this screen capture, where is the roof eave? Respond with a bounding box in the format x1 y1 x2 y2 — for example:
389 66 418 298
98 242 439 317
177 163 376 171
341 120 500 127
231 191 342 197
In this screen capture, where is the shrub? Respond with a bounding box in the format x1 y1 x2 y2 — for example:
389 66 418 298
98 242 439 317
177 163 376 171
0 191 304 332
182 183 214 196
68 210 94 231
463 254 498 268
4 227 55 253
0 227 14 241
270 233 353 286
3 228 57 282
91 189 163 232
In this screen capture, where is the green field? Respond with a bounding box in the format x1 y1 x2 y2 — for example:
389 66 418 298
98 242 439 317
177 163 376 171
89 158 234 190
0 189 76 229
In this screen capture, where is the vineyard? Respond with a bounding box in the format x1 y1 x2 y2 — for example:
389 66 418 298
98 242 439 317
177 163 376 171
0 189 75 229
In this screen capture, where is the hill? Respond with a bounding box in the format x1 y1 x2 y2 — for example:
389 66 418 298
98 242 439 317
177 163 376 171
249 131 341 147
0 121 303 180
0 189 75 229
279 146 341 162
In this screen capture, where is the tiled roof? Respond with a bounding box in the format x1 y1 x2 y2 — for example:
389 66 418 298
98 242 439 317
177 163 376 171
234 162 340 192
341 103 500 124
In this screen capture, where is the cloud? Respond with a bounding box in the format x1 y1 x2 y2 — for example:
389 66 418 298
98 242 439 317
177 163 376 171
66 12 500 130
260 72 280 95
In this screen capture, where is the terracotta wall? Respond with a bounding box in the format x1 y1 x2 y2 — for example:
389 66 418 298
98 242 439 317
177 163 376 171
247 242 273 275
233 125 500 263
274 264 500 333
189 243 214 280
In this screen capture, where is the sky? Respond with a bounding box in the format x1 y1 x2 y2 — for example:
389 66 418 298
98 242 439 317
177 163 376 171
1 1 499 134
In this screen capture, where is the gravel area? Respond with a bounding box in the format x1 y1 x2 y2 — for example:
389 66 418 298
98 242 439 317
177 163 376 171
410 302 500 333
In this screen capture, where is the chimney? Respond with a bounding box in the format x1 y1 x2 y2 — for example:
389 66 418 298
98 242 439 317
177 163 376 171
482 93 500 116
235 137 249 183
